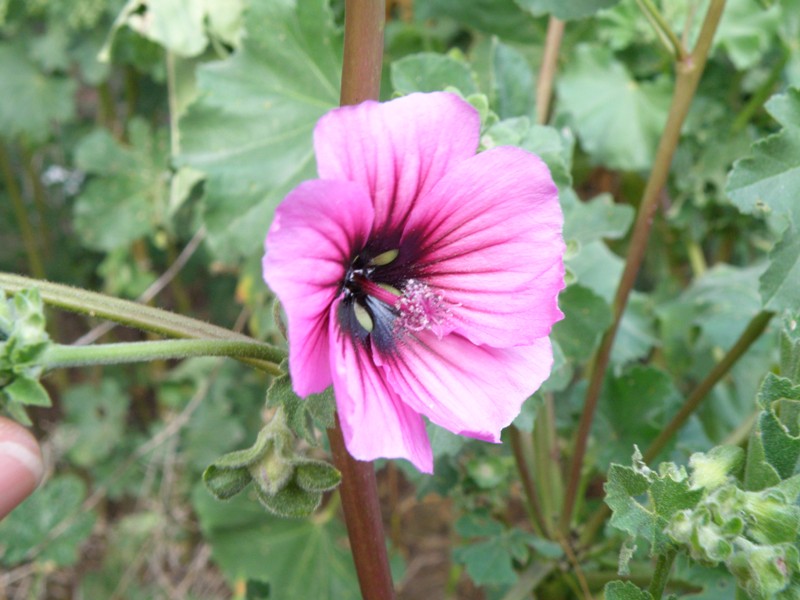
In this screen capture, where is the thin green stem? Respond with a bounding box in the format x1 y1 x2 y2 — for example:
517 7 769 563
20 144 51 258
731 46 790 133
561 0 727 534
648 549 677 600
42 339 281 369
636 0 687 60
328 2 394 600
509 425 549 536
643 309 773 463
1 144 45 279
579 309 772 547
0 272 285 375
535 17 565 125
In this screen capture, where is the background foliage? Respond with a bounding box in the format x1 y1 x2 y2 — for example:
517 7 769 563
1 0 799 598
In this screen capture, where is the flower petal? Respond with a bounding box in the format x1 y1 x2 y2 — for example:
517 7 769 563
403 146 565 347
378 333 553 442
329 306 433 473
314 92 480 238
264 179 374 396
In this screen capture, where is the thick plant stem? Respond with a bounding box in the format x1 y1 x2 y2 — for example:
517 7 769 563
0 272 284 375
328 418 395 600
0 144 45 279
327 2 394 600
579 309 772 547
42 339 283 369
560 0 727 534
535 17 564 125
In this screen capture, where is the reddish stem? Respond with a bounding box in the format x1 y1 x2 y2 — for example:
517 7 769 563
327 2 395 599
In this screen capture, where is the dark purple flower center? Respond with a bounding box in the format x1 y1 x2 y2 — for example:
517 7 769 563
338 247 451 353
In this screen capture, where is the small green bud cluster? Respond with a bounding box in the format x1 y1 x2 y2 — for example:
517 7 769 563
203 407 341 518
0 288 52 424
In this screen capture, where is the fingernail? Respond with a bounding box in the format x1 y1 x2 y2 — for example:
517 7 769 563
0 440 44 519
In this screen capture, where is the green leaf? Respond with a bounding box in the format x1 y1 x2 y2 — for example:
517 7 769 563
59 378 131 467
759 227 800 312
192 485 359 598
613 292 659 366
726 87 800 228
605 450 703 554
2 375 50 407
516 0 621 21
390 51 479 96
472 38 535 119
415 0 543 43
482 118 574 188
556 45 671 171
603 580 653 600
178 0 342 263
596 366 682 470
551 283 612 362
454 513 539 587
0 41 75 143
72 118 170 251
103 0 244 58
715 0 780 70
0 475 96 567
563 193 634 246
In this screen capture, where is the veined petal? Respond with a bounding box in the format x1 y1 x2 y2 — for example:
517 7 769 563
379 334 553 442
403 146 565 347
329 306 433 473
264 179 374 396
314 92 480 238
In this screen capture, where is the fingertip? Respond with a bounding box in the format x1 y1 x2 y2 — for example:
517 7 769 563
0 417 44 519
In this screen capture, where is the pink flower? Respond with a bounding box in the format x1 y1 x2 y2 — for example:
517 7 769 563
263 92 564 473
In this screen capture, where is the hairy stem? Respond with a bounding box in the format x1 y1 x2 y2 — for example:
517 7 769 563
648 549 677 600
0 272 284 375
561 0 727 533
535 17 565 125
42 339 281 369
0 144 45 279
327 2 394 599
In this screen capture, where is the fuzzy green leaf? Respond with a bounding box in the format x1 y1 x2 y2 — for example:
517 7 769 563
516 0 621 21
0 41 75 143
726 87 800 227
178 0 342 263
0 475 96 567
551 283 612 362
192 486 359 598
72 119 170 251
557 45 671 171
760 227 800 312
390 52 479 96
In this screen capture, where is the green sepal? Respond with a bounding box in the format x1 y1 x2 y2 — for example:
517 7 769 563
203 465 252 500
294 459 342 493
266 360 334 446
254 479 323 519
